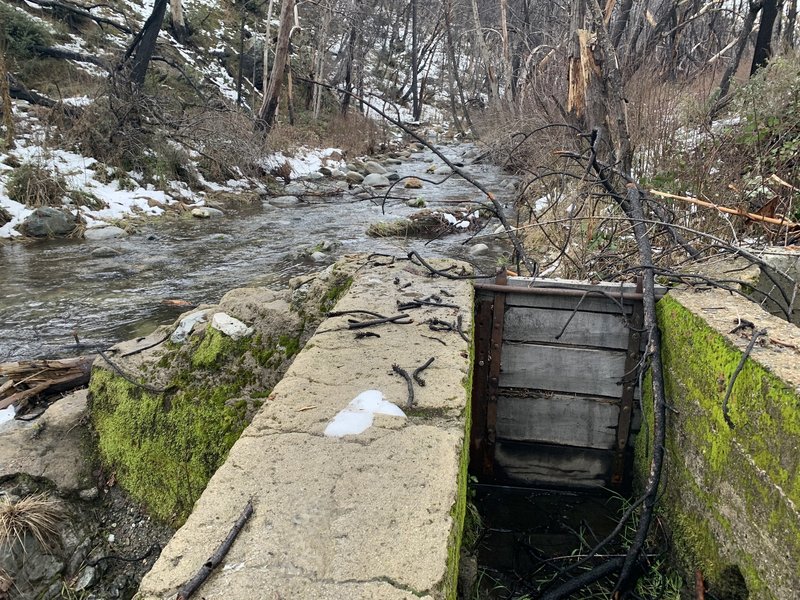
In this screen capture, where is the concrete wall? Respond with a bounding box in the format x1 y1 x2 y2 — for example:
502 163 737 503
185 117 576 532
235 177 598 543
638 289 800 599
136 258 474 600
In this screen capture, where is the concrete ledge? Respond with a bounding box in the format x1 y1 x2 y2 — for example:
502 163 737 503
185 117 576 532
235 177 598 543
137 258 474 600
640 289 800 599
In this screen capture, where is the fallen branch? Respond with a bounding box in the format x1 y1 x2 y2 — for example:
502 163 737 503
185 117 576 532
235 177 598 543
176 499 254 600
392 364 415 408
649 189 798 228
722 328 767 429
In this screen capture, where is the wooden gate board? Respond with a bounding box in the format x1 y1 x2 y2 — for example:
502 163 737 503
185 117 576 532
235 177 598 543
472 277 665 489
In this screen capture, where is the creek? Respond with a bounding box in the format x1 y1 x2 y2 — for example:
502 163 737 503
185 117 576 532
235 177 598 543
0 144 516 361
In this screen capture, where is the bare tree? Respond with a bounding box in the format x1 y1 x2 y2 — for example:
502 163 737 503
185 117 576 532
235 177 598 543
256 0 296 133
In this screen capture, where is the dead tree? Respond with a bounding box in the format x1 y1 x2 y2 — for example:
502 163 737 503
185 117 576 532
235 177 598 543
751 0 779 73
256 0 296 132
123 0 169 88
170 0 189 43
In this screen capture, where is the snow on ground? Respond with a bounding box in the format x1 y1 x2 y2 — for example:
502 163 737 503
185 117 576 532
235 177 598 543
0 141 175 238
260 147 346 178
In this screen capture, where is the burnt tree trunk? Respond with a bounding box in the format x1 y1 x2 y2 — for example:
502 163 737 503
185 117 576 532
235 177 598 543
751 0 779 73
127 0 169 88
256 0 295 133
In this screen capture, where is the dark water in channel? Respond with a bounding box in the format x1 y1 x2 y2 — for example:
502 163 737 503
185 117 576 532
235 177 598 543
0 145 516 361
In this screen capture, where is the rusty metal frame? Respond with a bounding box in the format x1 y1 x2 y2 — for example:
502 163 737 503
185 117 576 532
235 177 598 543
469 298 494 478
611 277 644 487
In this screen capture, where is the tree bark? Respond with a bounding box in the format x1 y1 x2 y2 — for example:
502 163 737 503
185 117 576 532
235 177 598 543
751 0 779 73
1 50 14 150
170 0 188 43
567 0 586 119
499 0 513 104
785 0 797 47
411 0 420 120
256 0 295 133
712 0 762 115
471 0 499 102
127 0 169 88
610 0 634 48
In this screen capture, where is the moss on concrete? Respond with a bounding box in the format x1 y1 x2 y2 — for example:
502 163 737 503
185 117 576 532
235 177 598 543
637 295 800 599
441 291 474 600
90 325 305 526
89 367 248 526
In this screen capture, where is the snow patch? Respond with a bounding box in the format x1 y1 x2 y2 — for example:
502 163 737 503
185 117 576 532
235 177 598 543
324 390 406 438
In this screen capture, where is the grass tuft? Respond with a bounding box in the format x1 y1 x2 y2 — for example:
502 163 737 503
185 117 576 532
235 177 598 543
0 493 63 552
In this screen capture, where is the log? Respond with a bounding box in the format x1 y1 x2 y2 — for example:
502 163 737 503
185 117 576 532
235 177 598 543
0 356 94 411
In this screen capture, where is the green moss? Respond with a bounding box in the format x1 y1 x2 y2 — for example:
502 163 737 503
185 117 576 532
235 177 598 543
90 362 249 526
440 286 475 600
278 334 301 359
191 328 235 369
319 276 353 313
638 295 800 598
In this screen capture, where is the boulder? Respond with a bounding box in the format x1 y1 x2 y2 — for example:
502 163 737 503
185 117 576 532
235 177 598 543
84 226 127 240
19 207 80 238
405 178 423 189
364 161 387 175
468 243 490 256
362 173 391 188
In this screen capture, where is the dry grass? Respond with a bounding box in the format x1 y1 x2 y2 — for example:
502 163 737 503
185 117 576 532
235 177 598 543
0 493 63 552
6 163 68 208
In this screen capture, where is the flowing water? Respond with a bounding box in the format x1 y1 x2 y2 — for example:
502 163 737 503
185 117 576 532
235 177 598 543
0 144 516 361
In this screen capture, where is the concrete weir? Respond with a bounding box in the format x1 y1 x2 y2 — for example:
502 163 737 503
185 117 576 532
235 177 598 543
137 258 474 600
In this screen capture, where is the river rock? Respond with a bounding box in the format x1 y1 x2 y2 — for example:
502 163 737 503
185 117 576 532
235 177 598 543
468 243 490 256
346 171 364 184
84 225 127 240
387 172 400 181
284 183 307 195
171 310 210 344
434 166 453 175
91 246 122 258
210 312 254 340
191 207 224 219
19 207 80 238
346 159 366 173
319 166 334 177
311 251 327 262
405 178 423 189
384 158 403 165
364 161 387 175
362 173 391 187
270 195 301 207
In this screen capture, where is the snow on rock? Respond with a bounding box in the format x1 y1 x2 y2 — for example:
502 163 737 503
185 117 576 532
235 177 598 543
171 310 210 344
261 147 346 179
323 390 406 438
210 312 254 340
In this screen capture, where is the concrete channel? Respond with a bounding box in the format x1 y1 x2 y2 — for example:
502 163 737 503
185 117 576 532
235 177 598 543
137 259 800 600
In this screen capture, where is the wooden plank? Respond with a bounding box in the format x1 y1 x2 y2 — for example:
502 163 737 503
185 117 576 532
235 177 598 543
494 441 612 488
505 276 668 299
504 306 630 349
496 393 620 450
500 342 631 398
504 292 635 315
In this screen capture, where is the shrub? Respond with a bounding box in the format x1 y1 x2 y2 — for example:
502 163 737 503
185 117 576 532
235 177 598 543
6 162 67 207
0 4 53 62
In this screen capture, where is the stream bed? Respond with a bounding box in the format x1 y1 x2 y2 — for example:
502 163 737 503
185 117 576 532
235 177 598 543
0 144 516 361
